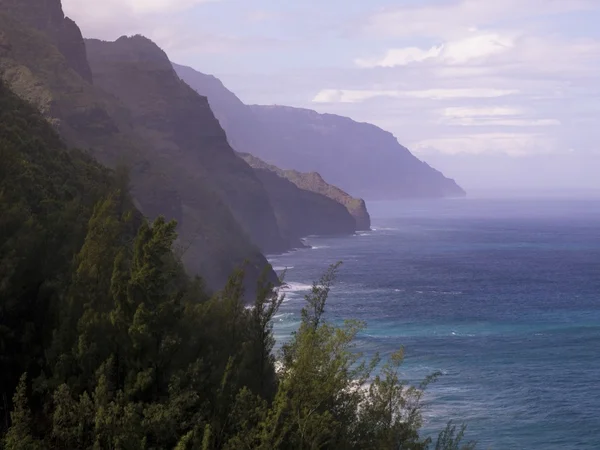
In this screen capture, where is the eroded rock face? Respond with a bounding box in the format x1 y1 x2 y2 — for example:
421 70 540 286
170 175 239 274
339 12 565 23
0 0 92 82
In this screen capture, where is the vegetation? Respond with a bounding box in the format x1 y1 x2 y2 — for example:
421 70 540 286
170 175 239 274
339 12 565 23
0 80 475 449
0 10 276 292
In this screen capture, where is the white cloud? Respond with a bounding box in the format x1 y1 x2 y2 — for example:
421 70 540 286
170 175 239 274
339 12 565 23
312 88 518 103
356 46 443 68
357 32 516 68
441 107 524 118
408 88 518 100
413 133 560 156
444 118 561 127
438 107 560 126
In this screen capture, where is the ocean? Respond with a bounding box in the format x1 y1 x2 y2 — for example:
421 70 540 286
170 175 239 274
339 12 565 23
268 198 600 449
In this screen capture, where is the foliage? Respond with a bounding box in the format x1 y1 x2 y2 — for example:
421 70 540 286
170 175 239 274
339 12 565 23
0 80 474 449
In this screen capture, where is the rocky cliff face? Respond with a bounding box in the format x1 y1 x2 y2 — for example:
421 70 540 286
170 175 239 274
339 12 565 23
238 155 357 245
85 36 287 255
0 0 92 82
282 171 371 231
174 63 466 200
0 5 275 292
240 153 371 231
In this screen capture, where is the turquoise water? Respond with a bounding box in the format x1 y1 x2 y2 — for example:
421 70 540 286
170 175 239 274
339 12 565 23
268 198 600 449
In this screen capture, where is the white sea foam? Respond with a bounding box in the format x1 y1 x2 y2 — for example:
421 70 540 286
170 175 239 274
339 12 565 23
285 282 312 291
273 265 294 272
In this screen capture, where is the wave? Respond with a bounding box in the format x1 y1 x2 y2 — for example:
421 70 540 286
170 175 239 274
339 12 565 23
273 265 294 271
282 282 313 292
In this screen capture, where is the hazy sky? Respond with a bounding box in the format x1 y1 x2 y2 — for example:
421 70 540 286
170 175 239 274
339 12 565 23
62 0 600 192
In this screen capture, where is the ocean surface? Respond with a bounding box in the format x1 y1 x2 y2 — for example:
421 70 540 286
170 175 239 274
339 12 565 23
268 198 600 449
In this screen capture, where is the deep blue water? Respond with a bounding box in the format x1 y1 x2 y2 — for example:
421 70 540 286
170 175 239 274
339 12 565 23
268 198 600 449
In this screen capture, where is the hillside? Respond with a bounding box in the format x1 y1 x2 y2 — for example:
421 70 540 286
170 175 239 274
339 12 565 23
173 63 466 200
0 75 473 450
84 36 288 255
239 152 371 231
0 2 273 290
0 77 121 416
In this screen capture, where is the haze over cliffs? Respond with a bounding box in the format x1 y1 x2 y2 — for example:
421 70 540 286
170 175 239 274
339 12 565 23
0 0 374 292
0 0 462 294
0 2 272 290
173 63 465 200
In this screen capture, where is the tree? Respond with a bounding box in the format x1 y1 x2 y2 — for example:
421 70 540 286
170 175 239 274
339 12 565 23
3 374 43 450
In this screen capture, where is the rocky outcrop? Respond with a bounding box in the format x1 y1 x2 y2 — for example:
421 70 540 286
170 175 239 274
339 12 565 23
240 153 371 231
0 6 275 292
282 171 371 231
173 63 466 200
252 167 356 246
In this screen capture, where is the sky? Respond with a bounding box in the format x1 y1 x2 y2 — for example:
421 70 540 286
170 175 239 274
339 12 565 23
61 0 600 193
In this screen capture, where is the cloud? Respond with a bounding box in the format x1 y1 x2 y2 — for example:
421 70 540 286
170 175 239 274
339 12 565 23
437 106 560 127
441 107 524 118
413 133 560 156
444 118 561 127
356 32 516 67
62 0 218 41
312 88 518 103
362 0 597 39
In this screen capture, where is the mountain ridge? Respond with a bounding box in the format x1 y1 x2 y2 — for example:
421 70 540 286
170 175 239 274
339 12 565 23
173 63 466 200
0 6 274 291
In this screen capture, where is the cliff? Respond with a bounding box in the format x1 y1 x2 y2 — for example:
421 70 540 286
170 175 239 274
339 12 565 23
0 5 274 291
84 36 288 255
0 0 92 82
239 153 371 231
173 63 466 200
237 153 358 244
